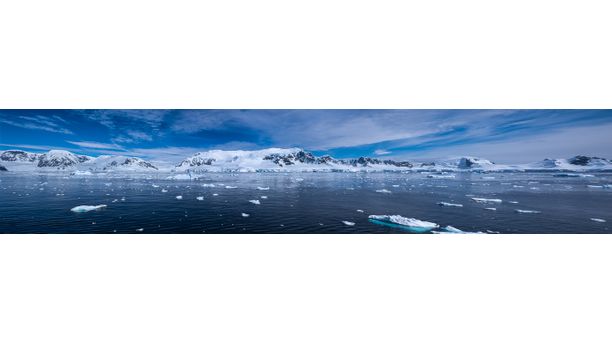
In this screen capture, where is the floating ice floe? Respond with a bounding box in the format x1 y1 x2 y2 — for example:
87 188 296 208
161 189 168 193
590 218 606 223
368 215 439 233
242 213 250 217
71 171 93 176
515 209 541 214
152 184 160 188
249 200 261 205
508 201 519 204
471 197 502 204
375 189 392 193
294 178 304 182
260 196 268 199
213 193 219 196
587 185 604 189
553 173 595 178
437 202 463 207
225 186 237 189
136 228 144 232
202 183 216 187
342 221 355 226
70 204 107 213
196 196 204 201
257 187 270 190
392 185 400 188
427 174 456 179
356 209 364 213
176 195 183 200
484 207 497 211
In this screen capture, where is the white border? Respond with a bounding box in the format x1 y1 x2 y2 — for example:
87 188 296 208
1 1 612 343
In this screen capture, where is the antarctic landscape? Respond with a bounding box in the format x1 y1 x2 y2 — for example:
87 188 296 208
1 148 610 233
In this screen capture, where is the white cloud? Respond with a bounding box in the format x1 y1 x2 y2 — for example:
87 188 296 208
0 116 73 134
374 149 391 155
67 141 124 150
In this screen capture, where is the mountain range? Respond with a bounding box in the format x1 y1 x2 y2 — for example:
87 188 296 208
1 148 611 173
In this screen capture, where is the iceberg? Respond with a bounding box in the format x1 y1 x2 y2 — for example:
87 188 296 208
242 213 250 217
161 189 168 193
249 200 261 205
225 186 237 189
587 185 604 189
196 196 204 201
590 218 606 223
368 215 439 233
427 174 456 179
342 221 355 226
471 197 502 204
202 183 216 187
70 204 107 213
484 207 497 211
176 195 183 200
437 202 463 207
260 196 268 199
515 209 541 214
356 209 364 213
71 170 92 176
257 187 270 190
375 189 392 193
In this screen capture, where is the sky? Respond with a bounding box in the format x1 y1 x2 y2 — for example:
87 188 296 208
0 109 611 163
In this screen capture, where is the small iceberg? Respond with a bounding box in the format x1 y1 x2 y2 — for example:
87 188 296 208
515 209 541 214
294 178 304 182
471 197 502 204
213 193 219 196
508 201 519 204
202 183 216 187
167 174 192 180
375 189 392 194
260 196 268 199
225 186 237 189
249 200 261 205
135 228 144 232
427 174 455 179
152 184 160 188
70 204 107 213
587 185 604 189
342 221 355 226
196 196 204 201
484 207 497 211
553 173 594 178
71 170 93 176
242 213 250 217
176 195 183 200
161 189 168 193
437 202 463 207
257 187 270 190
590 218 606 223
368 215 439 233
356 209 364 213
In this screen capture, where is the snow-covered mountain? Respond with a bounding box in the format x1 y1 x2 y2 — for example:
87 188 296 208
82 155 159 171
0 150 158 172
1 149 610 174
175 148 415 172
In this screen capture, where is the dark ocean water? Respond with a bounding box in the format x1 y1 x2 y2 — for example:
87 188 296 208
0 172 610 234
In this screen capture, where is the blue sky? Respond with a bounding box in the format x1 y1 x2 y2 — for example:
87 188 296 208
0 110 611 163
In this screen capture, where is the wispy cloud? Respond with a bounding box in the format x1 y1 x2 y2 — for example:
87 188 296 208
374 149 391 155
67 141 124 150
0 115 73 134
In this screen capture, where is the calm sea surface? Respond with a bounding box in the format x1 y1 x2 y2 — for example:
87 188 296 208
1 172 610 234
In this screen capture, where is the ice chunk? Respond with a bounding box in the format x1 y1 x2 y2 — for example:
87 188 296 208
257 187 270 190
437 202 463 207
443 225 464 233
484 207 497 211
70 204 107 213
213 193 219 196
152 184 160 188
587 185 604 189
471 197 502 204
225 186 237 189
202 183 216 187
136 228 144 232
553 173 594 178
295 178 304 182
342 221 355 226
196 196 204 201
260 196 268 199
427 174 455 179
71 171 92 176
356 209 364 213
515 209 541 214
161 189 168 193
242 213 250 217
249 200 261 205
368 215 439 233
392 185 400 188
508 201 519 204
375 189 392 193
176 195 183 200
590 218 606 223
